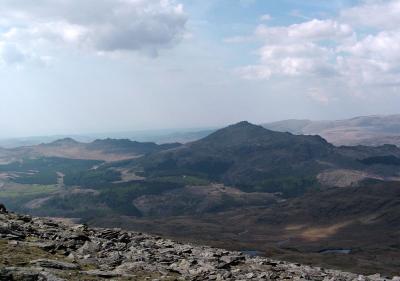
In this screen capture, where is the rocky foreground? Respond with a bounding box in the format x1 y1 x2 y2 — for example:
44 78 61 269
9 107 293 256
0 207 398 281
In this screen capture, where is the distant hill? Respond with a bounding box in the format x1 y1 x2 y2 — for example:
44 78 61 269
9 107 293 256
0 128 214 149
263 115 400 147
86 138 180 155
0 138 181 162
2 114 400 150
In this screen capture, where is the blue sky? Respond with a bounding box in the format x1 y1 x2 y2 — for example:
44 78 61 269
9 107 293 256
0 0 400 138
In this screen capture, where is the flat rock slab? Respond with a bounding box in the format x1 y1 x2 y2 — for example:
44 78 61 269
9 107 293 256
30 259 80 270
83 269 121 277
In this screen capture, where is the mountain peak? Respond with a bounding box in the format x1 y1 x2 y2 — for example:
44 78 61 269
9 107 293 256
233 120 255 127
228 121 266 130
220 121 272 134
48 138 79 146
194 121 276 146
91 138 135 145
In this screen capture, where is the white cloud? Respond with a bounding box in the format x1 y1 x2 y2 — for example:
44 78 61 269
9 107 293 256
340 30 400 62
238 2 400 90
239 52 335 79
340 0 400 29
287 19 352 40
0 0 187 63
255 19 353 43
0 43 26 64
333 0 400 87
239 19 349 79
258 43 335 76
260 14 272 22
337 30 400 86
0 42 50 67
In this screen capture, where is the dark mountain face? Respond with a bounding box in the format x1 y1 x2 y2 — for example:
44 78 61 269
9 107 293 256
45 138 80 146
134 121 400 196
190 121 329 149
139 122 400 195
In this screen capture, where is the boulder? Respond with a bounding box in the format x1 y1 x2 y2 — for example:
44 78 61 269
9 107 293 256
0 203 7 214
30 259 80 270
83 270 120 278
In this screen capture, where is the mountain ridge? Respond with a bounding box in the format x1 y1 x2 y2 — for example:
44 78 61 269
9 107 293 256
263 114 400 147
134 121 400 195
0 138 182 163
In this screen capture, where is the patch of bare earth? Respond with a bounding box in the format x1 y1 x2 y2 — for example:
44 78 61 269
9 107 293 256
297 221 353 242
317 169 378 187
112 168 145 183
33 146 141 162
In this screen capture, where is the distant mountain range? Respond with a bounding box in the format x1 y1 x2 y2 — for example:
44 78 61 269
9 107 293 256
262 114 400 147
2 114 400 149
0 128 214 149
0 138 181 163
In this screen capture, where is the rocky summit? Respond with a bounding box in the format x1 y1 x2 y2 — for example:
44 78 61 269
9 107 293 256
0 208 398 281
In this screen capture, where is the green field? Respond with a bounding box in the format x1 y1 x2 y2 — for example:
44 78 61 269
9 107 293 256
0 183 58 198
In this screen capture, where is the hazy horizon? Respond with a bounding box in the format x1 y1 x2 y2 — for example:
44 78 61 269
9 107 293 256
2 0 400 138
0 124 217 140
2 112 400 141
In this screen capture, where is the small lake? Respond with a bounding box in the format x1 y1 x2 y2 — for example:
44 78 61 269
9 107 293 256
241 250 263 257
319 249 351 254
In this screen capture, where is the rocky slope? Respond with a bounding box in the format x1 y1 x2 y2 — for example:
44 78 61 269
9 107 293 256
0 207 398 281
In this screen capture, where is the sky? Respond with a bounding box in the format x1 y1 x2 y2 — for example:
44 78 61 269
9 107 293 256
1 0 400 138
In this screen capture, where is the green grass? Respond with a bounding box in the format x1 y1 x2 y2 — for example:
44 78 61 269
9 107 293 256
0 157 103 185
151 175 210 186
0 184 58 198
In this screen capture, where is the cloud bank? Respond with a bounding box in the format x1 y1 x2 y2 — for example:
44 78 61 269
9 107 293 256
0 0 187 64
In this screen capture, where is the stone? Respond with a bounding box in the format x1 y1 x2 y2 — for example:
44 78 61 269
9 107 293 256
220 255 245 266
30 259 80 270
0 203 7 214
83 270 120 278
77 240 101 255
40 271 66 281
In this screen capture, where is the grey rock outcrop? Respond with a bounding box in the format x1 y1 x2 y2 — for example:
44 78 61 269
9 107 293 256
0 209 398 280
